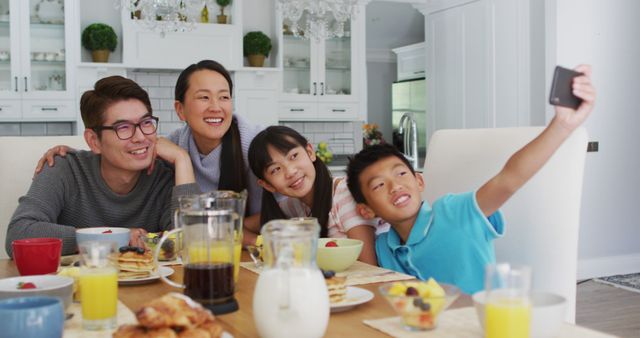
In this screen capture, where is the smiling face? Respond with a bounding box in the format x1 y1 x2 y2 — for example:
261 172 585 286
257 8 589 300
259 143 317 206
87 99 156 175
357 156 425 226
175 69 233 154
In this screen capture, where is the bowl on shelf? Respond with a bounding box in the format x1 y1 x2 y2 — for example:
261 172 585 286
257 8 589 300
316 238 362 272
0 275 74 310
76 227 130 249
379 279 461 331
472 290 567 338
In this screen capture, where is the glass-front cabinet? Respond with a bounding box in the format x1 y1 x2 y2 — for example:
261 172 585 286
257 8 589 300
279 16 359 121
0 0 75 121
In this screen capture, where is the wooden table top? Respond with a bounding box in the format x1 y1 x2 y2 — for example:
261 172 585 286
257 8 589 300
0 254 472 338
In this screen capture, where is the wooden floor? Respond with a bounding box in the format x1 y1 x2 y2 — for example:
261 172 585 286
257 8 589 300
576 280 640 338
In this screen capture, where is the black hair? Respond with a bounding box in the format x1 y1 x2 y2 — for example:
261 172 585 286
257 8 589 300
346 144 415 204
248 126 332 237
174 60 247 196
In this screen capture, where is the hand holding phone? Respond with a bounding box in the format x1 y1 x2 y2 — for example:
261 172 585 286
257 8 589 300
549 66 583 109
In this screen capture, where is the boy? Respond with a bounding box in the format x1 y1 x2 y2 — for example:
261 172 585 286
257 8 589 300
347 65 595 294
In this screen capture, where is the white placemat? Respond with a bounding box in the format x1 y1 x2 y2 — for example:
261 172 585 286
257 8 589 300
63 300 135 338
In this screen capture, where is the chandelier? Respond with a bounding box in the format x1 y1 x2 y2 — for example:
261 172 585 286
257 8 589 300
276 0 359 41
114 0 211 36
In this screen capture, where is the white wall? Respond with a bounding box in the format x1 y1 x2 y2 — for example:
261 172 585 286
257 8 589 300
547 0 640 279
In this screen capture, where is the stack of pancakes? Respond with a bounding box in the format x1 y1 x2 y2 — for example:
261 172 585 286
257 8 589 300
326 275 347 303
118 250 156 279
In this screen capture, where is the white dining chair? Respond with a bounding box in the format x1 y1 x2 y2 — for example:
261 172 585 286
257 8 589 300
0 135 87 259
422 126 588 323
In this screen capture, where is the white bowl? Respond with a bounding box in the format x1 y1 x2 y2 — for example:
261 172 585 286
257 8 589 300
472 290 566 338
0 275 74 309
76 227 130 249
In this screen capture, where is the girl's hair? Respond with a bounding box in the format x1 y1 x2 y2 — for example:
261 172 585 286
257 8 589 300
248 126 332 237
174 60 247 197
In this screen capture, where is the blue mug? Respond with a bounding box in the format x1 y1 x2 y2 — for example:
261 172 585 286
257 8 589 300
0 296 64 338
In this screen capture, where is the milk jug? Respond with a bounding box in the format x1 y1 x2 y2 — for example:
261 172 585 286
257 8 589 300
253 218 329 338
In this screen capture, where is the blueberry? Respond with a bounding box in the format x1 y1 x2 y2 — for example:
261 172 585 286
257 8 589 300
135 247 145 254
405 286 419 296
413 298 424 307
161 240 175 253
420 302 431 312
119 246 129 253
322 270 335 279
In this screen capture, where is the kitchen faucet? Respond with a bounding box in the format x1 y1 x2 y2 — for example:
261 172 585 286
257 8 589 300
398 112 419 169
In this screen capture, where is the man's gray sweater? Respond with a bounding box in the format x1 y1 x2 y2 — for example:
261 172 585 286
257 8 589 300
5 151 199 256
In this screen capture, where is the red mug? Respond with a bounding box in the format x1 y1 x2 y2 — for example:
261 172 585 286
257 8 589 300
12 238 62 275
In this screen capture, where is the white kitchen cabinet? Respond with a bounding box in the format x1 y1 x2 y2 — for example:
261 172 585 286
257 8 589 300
277 7 364 121
233 70 279 128
392 42 425 82
0 0 76 121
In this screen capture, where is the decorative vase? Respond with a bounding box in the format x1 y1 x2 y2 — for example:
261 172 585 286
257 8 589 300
91 50 110 63
247 54 266 67
217 14 227 24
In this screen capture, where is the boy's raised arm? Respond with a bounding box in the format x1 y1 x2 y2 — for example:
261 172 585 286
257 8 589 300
476 65 596 217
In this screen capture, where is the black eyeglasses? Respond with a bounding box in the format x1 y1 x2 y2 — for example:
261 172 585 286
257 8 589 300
93 116 159 140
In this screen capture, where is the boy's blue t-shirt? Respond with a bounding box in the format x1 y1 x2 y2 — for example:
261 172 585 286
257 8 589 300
375 191 505 294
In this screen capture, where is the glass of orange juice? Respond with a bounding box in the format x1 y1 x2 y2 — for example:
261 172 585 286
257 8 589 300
78 241 118 330
484 263 532 338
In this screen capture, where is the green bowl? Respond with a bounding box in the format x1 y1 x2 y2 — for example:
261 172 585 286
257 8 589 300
316 238 363 272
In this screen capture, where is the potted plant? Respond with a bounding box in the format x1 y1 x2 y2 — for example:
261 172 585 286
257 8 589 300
81 23 117 63
243 31 272 67
216 0 232 24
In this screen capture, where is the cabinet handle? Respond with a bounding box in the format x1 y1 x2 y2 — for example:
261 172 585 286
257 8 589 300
289 108 304 112
24 77 27 92
332 109 346 112
313 82 317 96
41 107 59 111
320 82 324 96
413 71 425 74
14 77 17 92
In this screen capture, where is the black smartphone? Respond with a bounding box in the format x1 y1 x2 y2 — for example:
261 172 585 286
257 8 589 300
549 66 583 109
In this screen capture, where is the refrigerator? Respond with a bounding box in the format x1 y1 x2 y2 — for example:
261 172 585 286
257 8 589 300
391 79 427 162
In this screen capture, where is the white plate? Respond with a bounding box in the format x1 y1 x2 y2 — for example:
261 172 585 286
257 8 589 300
119 266 174 285
330 286 374 313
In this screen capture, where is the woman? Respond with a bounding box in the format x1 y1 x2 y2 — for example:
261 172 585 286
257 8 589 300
34 60 263 244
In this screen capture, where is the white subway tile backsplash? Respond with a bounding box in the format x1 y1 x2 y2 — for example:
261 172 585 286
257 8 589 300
148 87 173 98
159 121 184 136
136 74 160 87
334 133 352 139
155 110 173 123
159 73 179 87
21 123 46 136
46 122 73 136
160 99 175 111
0 123 20 136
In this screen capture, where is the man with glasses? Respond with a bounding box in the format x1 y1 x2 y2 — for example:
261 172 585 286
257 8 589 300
5 76 200 256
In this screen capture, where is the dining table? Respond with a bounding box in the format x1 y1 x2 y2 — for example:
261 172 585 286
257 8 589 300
0 253 617 338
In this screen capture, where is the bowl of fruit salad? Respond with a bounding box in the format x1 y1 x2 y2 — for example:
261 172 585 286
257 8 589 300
76 227 130 249
316 238 362 272
0 275 74 309
379 279 460 331
143 232 180 261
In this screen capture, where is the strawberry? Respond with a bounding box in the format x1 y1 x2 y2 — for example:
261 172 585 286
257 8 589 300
17 282 36 289
102 229 113 234
325 240 338 247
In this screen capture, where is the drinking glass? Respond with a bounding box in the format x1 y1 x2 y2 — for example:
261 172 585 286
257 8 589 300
78 241 118 330
484 263 532 338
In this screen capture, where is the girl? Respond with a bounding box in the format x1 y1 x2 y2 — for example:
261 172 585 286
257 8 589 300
248 126 388 265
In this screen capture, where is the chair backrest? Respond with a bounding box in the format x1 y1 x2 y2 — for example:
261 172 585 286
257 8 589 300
422 127 587 323
0 136 88 259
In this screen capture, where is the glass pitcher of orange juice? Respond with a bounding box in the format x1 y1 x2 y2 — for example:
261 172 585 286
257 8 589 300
484 263 532 338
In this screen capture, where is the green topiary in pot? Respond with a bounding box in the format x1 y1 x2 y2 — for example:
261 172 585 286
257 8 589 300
243 31 272 67
81 23 117 63
216 0 232 24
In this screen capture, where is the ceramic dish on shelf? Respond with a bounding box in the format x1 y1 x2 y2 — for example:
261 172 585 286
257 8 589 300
35 0 65 24
118 266 174 286
330 286 374 313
